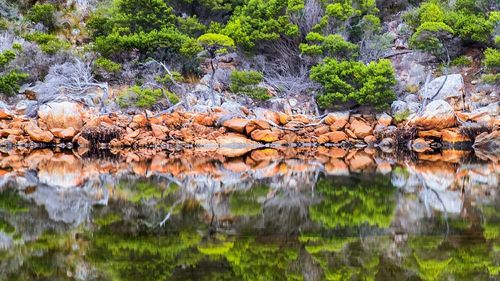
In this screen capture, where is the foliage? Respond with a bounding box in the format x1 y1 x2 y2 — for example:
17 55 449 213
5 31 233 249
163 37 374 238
409 21 454 58
393 109 410 123
0 50 16 67
451 55 472 67
484 48 500 70
23 32 70 54
229 185 269 217
117 86 164 108
94 57 122 73
230 70 270 100
310 58 396 110
26 3 57 32
221 0 302 49
309 176 396 229
0 70 29 96
300 33 359 59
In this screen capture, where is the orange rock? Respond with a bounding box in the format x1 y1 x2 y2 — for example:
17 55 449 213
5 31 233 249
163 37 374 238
314 125 330 136
329 147 348 158
37 101 84 130
377 113 392 126
223 118 249 134
317 134 330 144
409 100 457 130
250 129 279 143
291 115 310 124
329 119 348 131
418 130 442 138
245 120 271 134
348 152 373 171
132 114 148 127
345 128 357 139
254 108 280 124
441 128 471 143
0 109 12 120
23 121 54 143
151 124 169 140
364 135 377 145
50 127 77 139
324 112 350 125
325 159 349 176
319 131 348 143
278 113 289 125
350 119 373 138
77 135 90 147
0 128 23 137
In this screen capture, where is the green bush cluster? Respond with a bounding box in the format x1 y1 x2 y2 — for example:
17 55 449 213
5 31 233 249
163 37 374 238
26 3 57 32
230 70 270 101
0 71 29 96
117 86 179 108
23 32 70 54
0 50 16 67
310 58 396 110
451 55 472 67
300 33 359 59
94 57 122 73
482 48 500 84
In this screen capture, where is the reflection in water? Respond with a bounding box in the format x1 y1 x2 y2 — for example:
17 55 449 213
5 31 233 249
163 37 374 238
0 147 498 280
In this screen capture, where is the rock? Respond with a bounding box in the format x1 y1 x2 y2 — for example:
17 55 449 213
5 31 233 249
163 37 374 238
23 121 54 143
363 135 377 145
418 130 442 138
151 124 169 140
412 138 431 152
223 118 249 134
38 101 85 130
50 127 77 139
409 100 457 130
324 111 350 125
216 133 260 157
220 101 246 116
245 120 271 134
441 128 471 143
132 114 147 127
391 52 431 93
391 100 409 116
321 131 348 143
473 131 500 161
377 113 392 126
350 119 373 138
420 74 464 110
250 129 279 143
0 108 13 120
253 108 280 124
314 125 330 136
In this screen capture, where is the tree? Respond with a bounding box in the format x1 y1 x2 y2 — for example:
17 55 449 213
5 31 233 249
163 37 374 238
310 58 396 110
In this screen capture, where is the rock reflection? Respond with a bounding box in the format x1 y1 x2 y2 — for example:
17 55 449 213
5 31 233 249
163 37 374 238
0 147 498 280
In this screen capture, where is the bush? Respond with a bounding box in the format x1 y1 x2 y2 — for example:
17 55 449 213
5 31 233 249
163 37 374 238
222 0 301 49
230 70 270 101
409 21 454 58
26 3 57 31
310 58 396 110
94 57 122 73
482 73 500 84
0 50 16 67
484 48 500 70
451 55 472 67
117 86 179 108
23 32 70 54
0 71 29 96
300 33 358 60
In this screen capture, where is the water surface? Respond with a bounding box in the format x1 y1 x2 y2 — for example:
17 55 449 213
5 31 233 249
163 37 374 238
0 147 498 281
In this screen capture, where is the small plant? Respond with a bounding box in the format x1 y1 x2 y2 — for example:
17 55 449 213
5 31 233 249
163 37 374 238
23 32 70 54
0 50 16 67
94 57 122 73
482 73 500 85
451 56 472 67
117 86 178 108
484 48 500 71
393 109 410 123
0 71 29 96
26 3 57 31
0 18 9 30
405 84 419 94
230 70 270 101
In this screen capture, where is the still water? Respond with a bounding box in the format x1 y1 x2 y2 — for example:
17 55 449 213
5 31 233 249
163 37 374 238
0 147 498 281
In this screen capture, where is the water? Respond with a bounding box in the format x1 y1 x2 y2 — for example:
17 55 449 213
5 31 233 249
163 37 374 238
0 147 499 281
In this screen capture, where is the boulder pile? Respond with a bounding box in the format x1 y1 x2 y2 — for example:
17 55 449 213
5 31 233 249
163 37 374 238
0 100 498 154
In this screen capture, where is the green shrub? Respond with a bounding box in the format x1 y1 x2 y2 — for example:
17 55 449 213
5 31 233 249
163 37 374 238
94 57 122 73
310 58 396 110
484 48 500 70
0 18 9 30
222 0 301 49
0 50 16 67
117 86 179 108
451 55 472 67
177 16 207 37
301 33 358 59
409 21 454 58
0 71 29 96
482 73 500 85
230 70 270 101
393 109 410 123
445 11 492 43
26 3 57 31
23 32 70 54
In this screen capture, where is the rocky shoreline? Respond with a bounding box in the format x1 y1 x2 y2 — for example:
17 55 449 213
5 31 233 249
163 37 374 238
0 100 499 159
